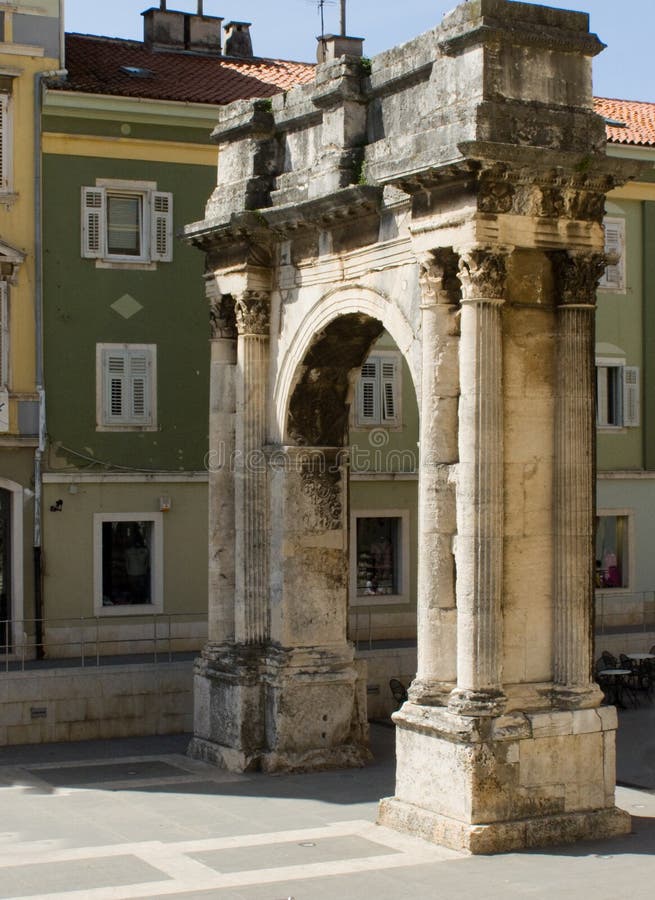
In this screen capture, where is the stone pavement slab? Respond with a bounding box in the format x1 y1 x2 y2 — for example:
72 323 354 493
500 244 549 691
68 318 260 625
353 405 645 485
0 719 652 899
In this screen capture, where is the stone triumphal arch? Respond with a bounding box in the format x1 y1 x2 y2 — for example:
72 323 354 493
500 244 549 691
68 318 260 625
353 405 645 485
186 0 640 853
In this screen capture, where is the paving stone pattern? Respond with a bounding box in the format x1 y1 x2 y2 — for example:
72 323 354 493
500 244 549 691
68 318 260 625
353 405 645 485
0 721 654 899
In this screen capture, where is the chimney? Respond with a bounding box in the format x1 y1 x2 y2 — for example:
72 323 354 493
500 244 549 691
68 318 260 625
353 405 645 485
224 21 253 58
316 34 363 64
142 5 223 55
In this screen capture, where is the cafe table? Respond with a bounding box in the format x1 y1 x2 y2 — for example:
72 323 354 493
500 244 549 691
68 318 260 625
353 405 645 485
626 653 655 691
597 668 633 708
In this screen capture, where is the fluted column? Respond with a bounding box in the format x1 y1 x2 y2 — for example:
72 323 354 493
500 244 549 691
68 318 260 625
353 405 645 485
449 248 508 717
235 292 270 645
207 286 237 643
553 252 605 707
409 250 460 706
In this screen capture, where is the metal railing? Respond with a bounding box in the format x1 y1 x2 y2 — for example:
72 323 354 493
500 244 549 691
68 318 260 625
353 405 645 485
594 590 655 636
0 612 207 671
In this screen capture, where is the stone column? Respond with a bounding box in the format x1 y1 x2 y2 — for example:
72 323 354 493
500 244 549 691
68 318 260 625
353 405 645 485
553 252 605 708
207 286 237 643
235 291 270 645
449 248 508 717
410 250 460 706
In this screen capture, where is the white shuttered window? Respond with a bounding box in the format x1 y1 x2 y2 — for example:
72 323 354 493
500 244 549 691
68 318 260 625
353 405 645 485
0 91 12 193
595 360 640 428
81 182 173 265
598 217 626 291
98 344 156 429
356 353 401 427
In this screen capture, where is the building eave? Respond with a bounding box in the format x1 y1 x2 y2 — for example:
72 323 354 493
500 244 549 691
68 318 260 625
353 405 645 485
42 88 220 130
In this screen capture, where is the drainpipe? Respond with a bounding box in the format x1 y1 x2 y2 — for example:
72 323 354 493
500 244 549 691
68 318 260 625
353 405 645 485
33 67 66 658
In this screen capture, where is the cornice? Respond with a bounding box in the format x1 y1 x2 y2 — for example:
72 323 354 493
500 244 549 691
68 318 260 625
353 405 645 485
43 89 220 129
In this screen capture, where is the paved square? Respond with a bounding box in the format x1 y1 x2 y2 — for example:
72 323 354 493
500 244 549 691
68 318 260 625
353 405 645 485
0 718 652 899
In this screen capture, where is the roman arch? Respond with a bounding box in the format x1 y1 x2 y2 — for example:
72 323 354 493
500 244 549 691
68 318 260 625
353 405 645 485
186 0 641 853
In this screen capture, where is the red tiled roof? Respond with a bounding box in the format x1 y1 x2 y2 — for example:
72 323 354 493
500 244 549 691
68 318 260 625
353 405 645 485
55 33 315 105
595 97 655 147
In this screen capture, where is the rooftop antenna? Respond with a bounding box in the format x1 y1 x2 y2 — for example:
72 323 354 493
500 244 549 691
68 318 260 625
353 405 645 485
340 0 346 36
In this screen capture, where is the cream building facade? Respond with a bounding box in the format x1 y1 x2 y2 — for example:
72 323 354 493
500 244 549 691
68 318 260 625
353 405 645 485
0 0 63 658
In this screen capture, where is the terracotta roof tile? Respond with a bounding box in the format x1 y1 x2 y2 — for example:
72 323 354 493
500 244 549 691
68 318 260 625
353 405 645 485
56 33 315 105
594 97 655 147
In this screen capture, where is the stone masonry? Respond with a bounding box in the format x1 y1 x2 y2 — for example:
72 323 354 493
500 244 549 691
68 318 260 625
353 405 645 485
185 0 642 853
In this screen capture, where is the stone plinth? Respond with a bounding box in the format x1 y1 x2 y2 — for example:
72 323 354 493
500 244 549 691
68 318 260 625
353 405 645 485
189 643 369 772
378 704 630 853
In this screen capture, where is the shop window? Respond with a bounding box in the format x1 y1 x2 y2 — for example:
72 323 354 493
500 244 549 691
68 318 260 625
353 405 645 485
350 510 409 606
596 513 630 590
94 513 163 614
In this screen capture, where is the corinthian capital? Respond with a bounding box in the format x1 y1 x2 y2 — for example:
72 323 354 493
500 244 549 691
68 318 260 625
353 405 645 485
235 291 270 336
206 281 238 340
553 252 606 307
417 248 461 307
457 248 510 303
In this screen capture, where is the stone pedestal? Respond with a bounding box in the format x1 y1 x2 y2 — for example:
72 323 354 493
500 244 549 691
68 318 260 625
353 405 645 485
190 642 368 773
379 704 630 854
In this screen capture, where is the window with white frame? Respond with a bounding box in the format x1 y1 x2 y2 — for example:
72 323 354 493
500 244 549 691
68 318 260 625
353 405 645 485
96 343 156 430
93 513 163 614
0 282 8 433
595 358 639 428
596 513 630 590
81 179 173 266
598 217 625 292
350 509 409 605
0 78 13 194
355 352 401 427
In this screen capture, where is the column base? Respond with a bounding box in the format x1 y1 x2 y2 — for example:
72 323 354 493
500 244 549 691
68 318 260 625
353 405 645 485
552 683 605 710
448 687 506 716
379 701 630 854
189 642 371 773
378 797 631 855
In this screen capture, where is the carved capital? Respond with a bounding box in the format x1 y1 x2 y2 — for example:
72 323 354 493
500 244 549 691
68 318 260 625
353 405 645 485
457 248 509 302
553 251 606 307
206 281 238 340
235 291 270 336
417 248 461 307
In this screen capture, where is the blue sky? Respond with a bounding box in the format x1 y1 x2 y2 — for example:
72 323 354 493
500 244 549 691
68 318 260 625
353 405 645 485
64 1 654 102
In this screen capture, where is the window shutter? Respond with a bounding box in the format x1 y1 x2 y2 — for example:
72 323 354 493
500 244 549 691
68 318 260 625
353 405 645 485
623 366 640 427
103 350 126 422
359 359 379 424
0 281 7 389
0 94 7 191
599 219 625 291
381 359 398 423
150 191 173 262
128 350 150 422
82 186 106 259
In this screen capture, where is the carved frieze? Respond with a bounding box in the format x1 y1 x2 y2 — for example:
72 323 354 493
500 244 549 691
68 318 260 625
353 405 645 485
300 466 343 531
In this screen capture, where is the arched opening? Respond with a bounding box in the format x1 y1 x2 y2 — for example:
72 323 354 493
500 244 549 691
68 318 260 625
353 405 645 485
283 311 420 724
